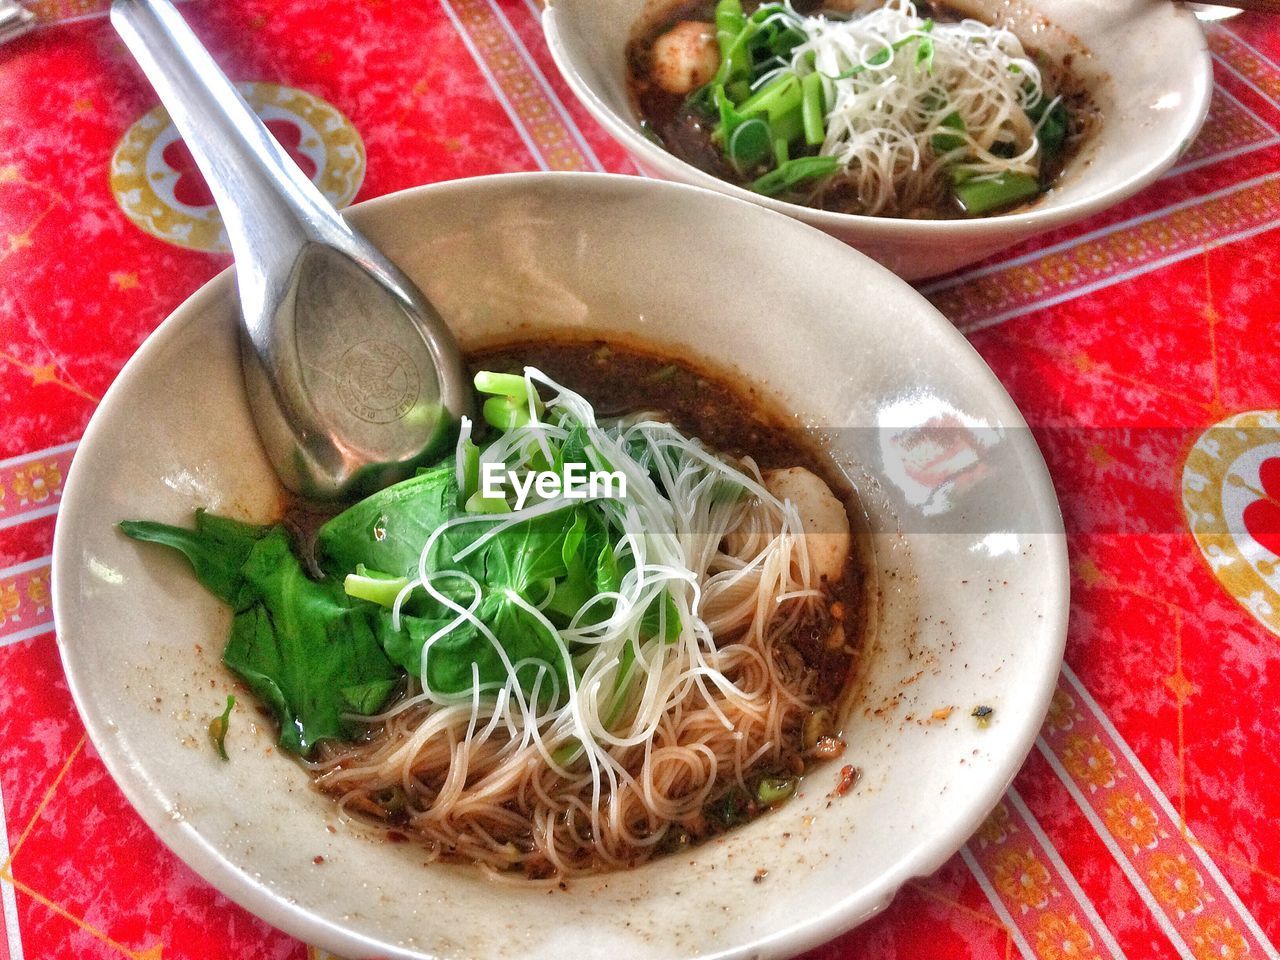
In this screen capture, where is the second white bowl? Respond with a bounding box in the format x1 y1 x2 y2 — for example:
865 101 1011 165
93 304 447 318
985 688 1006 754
543 0 1213 280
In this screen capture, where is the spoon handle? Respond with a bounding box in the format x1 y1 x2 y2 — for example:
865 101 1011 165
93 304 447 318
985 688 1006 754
110 0 346 265
111 0 473 501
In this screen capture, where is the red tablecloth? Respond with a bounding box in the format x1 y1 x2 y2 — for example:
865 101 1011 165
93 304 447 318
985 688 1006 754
2 2 1279 958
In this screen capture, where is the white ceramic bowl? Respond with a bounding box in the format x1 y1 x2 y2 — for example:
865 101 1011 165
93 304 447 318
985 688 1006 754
543 0 1213 280
53 173 1067 960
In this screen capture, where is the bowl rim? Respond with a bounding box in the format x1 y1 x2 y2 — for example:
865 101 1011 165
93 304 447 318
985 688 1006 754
52 171 1069 960
541 0 1214 240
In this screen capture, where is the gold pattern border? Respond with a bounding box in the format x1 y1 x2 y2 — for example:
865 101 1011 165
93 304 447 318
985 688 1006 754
444 0 592 171
968 799 1109 960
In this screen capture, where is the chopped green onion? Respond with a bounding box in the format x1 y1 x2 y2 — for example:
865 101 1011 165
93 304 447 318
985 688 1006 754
756 775 798 806
713 83 743 142
465 490 511 514
552 738 583 766
769 107 804 148
931 110 966 154
482 395 531 431
916 34 935 72
209 695 235 761
713 0 755 86
771 25 807 58
473 370 529 402
828 31 930 80
474 370 542 431
726 116 771 172
750 155 840 197
344 571 411 608
373 785 407 814
726 79 751 103
773 135 789 166
715 0 746 59
746 1 787 22
801 71 825 146
737 72 801 121
746 3 806 61
460 437 480 502
952 171 1041 216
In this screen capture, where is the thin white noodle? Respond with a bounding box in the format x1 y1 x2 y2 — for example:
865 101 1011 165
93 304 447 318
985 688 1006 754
781 0 1049 215
313 365 851 876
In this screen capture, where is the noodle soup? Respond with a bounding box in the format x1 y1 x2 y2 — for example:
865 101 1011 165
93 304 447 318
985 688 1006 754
121 338 867 879
628 0 1097 219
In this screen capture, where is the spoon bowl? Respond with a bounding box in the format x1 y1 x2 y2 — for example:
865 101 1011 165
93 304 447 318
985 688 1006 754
112 0 473 500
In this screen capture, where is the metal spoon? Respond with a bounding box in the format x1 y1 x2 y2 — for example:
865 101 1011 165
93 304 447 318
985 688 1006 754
111 0 473 502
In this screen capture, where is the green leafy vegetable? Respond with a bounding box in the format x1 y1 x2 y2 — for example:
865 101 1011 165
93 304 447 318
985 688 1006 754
221 528 400 754
801 72 825 147
737 72 801 121
317 463 456 579
122 518 401 756
324 453 618 699
750 155 841 196
931 110 966 154
726 116 772 172
119 509 270 604
122 366 723 762
1026 89 1068 169
342 678 399 715
952 170 1041 216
